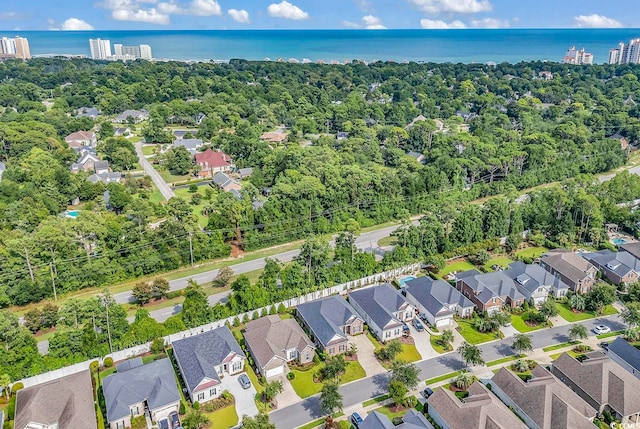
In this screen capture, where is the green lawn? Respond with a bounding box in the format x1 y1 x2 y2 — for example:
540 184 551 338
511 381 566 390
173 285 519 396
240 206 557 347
289 361 366 398
597 330 624 339
372 404 406 421
377 236 397 246
438 260 477 278
205 404 238 429
456 318 499 345
297 413 344 429
555 302 618 322
515 247 548 260
365 331 421 368
362 394 390 407
486 355 519 367
158 168 195 184
430 335 453 354
511 313 546 333
483 257 514 271
141 145 158 156
174 187 210 228
550 350 581 360
542 341 580 352
425 371 460 386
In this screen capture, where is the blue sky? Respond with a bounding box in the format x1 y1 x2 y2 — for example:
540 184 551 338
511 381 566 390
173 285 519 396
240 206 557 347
1 0 639 30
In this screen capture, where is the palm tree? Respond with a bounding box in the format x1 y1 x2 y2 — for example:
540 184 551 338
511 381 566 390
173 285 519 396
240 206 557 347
437 329 455 350
568 324 588 341
454 370 474 389
513 359 529 373
0 374 10 400
262 380 284 404
569 294 586 312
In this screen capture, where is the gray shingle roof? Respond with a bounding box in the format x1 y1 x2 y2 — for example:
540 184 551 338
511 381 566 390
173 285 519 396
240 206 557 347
504 261 570 296
103 358 180 423
173 138 203 151
15 370 97 429
349 284 409 330
212 172 240 189
608 337 640 373
620 242 640 260
296 295 362 348
491 366 596 429
405 277 472 318
583 250 640 278
360 411 395 429
541 251 596 285
172 326 245 395
456 269 526 303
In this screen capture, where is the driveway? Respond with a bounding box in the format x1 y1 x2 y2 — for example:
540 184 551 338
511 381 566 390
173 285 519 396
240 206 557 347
349 334 386 376
220 372 259 418
500 324 519 338
407 323 438 360
135 141 175 201
273 372 301 409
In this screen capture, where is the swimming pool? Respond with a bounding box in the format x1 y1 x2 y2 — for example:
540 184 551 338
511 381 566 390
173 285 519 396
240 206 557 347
65 210 80 219
613 238 627 245
398 276 416 287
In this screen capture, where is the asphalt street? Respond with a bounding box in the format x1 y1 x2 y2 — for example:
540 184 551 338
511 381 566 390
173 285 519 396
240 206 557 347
135 142 175 201
269 314 626 429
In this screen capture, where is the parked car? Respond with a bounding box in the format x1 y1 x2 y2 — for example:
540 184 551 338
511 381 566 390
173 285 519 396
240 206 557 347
593 325 611 335
402 324 410 336
158 419 170 429
422 387 434 398
239 373 251 389
169 411 181 429
600 341 610 350
412 318 424 332
351 412 364 428
419 313 429 323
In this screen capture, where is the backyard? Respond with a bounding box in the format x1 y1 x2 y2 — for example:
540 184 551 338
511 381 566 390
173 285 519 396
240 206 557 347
482 256 514 271
515 247 549 260
437 260 476 278
555 302 618 322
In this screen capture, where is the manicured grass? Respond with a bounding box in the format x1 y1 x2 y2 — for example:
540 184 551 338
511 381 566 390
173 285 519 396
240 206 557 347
486 355 519 367
515 247 548 260
206 404 238 429
456 318 499 345
555 302 618 322
542 341 580 352
430 335 453 354
438 260 476 278
362 394 390 408
597 330 624 339
174 187 209 227
158 169 195 184
341 361 366 383
510 313 546 333
364 331 421 368
550 350 581 360
141 145 157 156
377 236 397 247
297 413 344 429
289 361 366 398
483 257 514 271
425 371 460 386
372 404 406 421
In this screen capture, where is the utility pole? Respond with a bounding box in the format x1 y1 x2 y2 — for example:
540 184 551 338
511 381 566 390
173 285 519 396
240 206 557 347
188 232 194 267
49 262 57 301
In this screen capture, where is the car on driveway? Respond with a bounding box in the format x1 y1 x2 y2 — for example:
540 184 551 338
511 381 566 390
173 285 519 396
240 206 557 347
419 313 429 323
351 412 363 428
600 341 610 350
403 324 411 336
239 373 251 389
169 411 181 429
158 419 170 429
422 387 434 398
412 318 424 332
593 325 611 335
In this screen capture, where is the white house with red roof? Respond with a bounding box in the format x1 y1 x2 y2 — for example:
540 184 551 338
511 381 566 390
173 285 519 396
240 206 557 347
195 148 234 178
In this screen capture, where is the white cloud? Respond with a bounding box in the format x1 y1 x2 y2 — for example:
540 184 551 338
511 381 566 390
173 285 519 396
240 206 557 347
0 12 29 20
112 8 170 24
60 17 95 30
158 0 221 16
420 18 466 29
573 14 622 28
342 20 361 28
410 0 492 14
267 1 309 20
471 17 510 28
228 9 250 23
362 15 386 29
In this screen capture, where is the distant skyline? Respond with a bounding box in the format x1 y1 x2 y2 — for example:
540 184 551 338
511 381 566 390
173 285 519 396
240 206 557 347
2 0 640 31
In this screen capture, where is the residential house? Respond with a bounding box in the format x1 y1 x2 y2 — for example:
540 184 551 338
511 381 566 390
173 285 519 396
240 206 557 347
348 284 415 342
172 129 194 140
407 151 425 164
426 381 527 429
77 106 101 119
238 167 253 179
582 249 640 286
195 148 233 178
361 409 433 429
103 358 181 429
538 71 554 80
455 269 525 314
296 295 364 356
404 277 474 328
243 315 316 378
620 242 640 260
608 133 630 150
173 138 204 156
489 366 597 429
336 131 349 141
540 250 598 294
65 130 97 149
15 370 98 429
455 111 478 122
212 172 241 193
504 261 570 305
114 109 149 123
260 131 287 144
71 151 101 173
114 126 131 137
95 160 110 175
88 172 123 184
607 337 640 380
551 351 640 424
172 326 246 404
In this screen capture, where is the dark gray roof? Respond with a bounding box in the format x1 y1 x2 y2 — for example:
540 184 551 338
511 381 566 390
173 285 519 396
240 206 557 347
212 172 240 190
405 277 472 318
608 337 640 373
360 411 395 429
456 269 526 303
541 250 596 284
94 160 109 170
583 250 640 278
504 261 570 296
116 109 148 121
172 326 245 395
407 151 424 160
238 167 253 178
620 242 640 260
15 370 97 429
173 138 203 151
296 295 362 348
77 107 101 118
360 409 433 429
116 357 143 372
103 358 180 423
349 284 409 330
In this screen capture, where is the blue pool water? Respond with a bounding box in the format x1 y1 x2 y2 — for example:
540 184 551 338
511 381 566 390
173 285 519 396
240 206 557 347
613 238 627 245
65 210 79 219
399 276 416 287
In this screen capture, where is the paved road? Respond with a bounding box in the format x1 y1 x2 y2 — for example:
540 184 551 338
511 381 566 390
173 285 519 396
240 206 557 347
135 142 175 201
117 223 410 322
270 315 626 429
598 164 640 183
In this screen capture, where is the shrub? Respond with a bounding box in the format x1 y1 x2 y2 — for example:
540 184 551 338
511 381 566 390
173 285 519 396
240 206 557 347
233 316 240 327
90 360 100 373
179 401 186 415
150 338 165 354
277 303 286 314
188 184 198 193
193 401 200 410
11 382 23 394
7 395 15 419
104 357 114 368
287 372 295 380
522 301 530 312
166 290 183 299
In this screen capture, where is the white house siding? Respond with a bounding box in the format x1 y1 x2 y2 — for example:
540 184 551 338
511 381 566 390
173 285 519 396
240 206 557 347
151 401 180 422
265 366 285 378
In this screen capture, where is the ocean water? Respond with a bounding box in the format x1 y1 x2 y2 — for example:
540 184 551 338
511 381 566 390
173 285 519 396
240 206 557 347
2 29 640 64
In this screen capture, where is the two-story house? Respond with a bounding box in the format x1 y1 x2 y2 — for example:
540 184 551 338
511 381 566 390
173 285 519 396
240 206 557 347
348 284 415 342
403 277 474 328
540 250 597 294
296 295 364 356
455 270 525 314
583 249 640 287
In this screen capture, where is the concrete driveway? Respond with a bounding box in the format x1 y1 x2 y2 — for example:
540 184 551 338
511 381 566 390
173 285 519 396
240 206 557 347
272 372 301 409
350 334 386 376
220 372 259 419
407 323 438 360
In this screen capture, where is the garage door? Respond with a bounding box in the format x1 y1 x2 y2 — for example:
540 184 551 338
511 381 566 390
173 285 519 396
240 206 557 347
436 318 452 328
533 297 545 306
265 365 285 378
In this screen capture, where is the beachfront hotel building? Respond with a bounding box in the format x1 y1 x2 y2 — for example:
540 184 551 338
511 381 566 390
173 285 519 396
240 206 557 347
90 38 112 60
113 43 153 60
0 36 31 59
609 38 640 64
563 46 593 65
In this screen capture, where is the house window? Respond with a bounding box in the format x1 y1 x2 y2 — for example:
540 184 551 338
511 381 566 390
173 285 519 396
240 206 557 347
197 392 205 401
339 344 345 352
232 361 242 372
288 350 297 360
131 405 140 416
353 324 361 333
305 353 310 361
209 388 217 397
117 420 126 429
406 312 412 319
329 347 335 354
385 331 391 338
394 329 400 336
